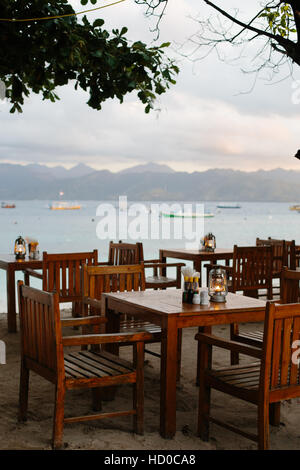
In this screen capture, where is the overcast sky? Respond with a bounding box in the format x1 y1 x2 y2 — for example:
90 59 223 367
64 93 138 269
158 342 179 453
1 0 300 172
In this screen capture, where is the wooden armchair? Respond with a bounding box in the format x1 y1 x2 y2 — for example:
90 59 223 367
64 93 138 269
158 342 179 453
107 241 185 289
81 263 182 381
196 301 300 450
222 245 273 365
230 266 300 358
18 281 151 449
256 237 296 295
23 250 98 316
204 245 273 366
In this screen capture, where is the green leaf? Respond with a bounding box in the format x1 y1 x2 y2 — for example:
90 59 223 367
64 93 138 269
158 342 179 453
93 19 105 28
159 42 171 48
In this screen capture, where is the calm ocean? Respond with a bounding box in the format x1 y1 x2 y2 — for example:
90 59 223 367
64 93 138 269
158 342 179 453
1 199 299 312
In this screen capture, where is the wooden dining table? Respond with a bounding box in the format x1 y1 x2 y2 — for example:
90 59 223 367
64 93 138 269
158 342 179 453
102 289 267 439
0 254 43 332
159 247 234 285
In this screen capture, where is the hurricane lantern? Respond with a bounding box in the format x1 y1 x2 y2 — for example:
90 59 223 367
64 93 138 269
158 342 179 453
202 233 216 252
208 265 228 303
14 236 26 260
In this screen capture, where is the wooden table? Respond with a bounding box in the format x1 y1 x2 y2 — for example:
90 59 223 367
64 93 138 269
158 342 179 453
102 289 266 439
159 248 233 285
0 255 42 332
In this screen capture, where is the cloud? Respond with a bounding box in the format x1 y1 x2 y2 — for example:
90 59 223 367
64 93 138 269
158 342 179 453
0 0 300 172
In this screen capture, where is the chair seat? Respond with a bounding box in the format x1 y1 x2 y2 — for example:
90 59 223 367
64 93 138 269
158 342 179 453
145 275 176 286
233 330 263 346
120 319 161 335
120 319 161 346
207 362 261 392
64 350 134 381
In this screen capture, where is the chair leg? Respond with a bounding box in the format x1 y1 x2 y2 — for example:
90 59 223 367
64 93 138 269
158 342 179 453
230 324 239 365
176 329 182 382
197 342 212 440
52 384 66 450
133 342 144 435
72 301 81 318
196 326 212 386
24 272 30 287
18 362 29 422
92 388 102 411
257 401 270 450
269 402 281 426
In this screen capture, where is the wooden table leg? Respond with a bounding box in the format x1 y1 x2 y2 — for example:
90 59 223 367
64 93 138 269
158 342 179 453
193 260 202 286
159 250 167 278
160 316 178 438
7 266 17 333
101 299 120 401
196 326 212 385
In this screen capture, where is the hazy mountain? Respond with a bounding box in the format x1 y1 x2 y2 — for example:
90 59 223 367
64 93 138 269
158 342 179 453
66 163 95 179
120 162 175 174
0 163 300 201
20 163 94 179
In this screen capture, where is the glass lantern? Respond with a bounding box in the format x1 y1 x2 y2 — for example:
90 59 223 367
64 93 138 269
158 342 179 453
201 233 216 252
208 265 228 302
14 236 26 260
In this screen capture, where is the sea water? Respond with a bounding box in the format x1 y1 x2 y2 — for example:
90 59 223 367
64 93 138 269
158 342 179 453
0 199 299 312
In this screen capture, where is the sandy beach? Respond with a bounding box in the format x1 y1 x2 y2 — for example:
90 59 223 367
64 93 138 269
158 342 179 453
1 312 300 451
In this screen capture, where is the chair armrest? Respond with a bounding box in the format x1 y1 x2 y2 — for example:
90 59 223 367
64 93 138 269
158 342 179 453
82 297 102 309
145 262 185 269
23 268 43 280
144 258 161 263
62 331 153 347
195 333 262 359
61 316 107 328
204 264 233 273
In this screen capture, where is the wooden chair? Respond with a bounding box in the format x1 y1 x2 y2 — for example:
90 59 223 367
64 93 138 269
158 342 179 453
196 301 300 450
223 245 273 364
18 281 151 449
108 241 140 265
256 238 296 295
214 267 300 425
23 250 98 316
294 244 300 268
107 241 185 289
204 245 273 365
230 266 300 356
202 245 273 372
81 263 182 380
280 266 300 304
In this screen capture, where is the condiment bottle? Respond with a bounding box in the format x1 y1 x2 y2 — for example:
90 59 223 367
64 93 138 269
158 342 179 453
187 277 194 303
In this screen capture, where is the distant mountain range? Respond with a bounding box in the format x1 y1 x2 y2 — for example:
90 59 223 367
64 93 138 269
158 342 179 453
0 162 300 202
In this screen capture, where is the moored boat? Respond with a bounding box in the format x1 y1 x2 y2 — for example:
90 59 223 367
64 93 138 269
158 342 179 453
49 202 81 210
160 212 214 218
1 202 16 208
217 203 241 209
290 205 300 211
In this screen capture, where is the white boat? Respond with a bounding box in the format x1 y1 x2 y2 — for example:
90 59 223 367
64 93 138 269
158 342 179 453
49 202 81 210
160 212 214 218
217 203 241 209
290 205 300 212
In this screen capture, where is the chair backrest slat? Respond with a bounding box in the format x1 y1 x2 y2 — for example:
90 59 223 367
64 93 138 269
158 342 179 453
262 302 300 393
108 241 143 266
18 282 63 378
256 238 296 271
232 245 273 293
280 267 300 303
42 250 98 301
82 264 145 303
